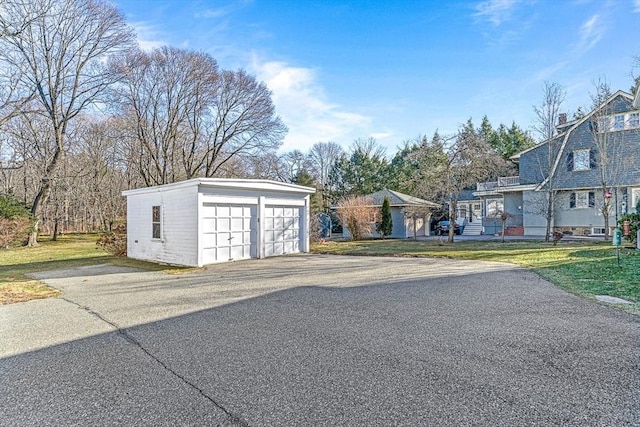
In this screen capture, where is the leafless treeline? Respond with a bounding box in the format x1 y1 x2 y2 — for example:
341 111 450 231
0 0 288 243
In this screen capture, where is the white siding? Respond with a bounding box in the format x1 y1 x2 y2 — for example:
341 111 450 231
124 179 313 267
127 186 199 266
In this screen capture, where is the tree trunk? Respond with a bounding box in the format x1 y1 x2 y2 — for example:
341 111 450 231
544 191 553 242
28 177 53 247
603 211 610 240
51 219 58 241
448 201 456 243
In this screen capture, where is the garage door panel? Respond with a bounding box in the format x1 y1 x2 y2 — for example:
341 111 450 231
216 218 230 232
201 203 256 264
202 218 216 233
231 217 244 230
202 233 216 248
264 205 302 257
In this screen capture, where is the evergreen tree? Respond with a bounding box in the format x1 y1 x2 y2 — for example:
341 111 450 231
292 170 322 213
376 196 393 238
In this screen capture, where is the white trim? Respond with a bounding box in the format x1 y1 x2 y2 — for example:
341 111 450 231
123 178 315 197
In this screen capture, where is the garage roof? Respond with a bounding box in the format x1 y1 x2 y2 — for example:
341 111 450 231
122 178 315 197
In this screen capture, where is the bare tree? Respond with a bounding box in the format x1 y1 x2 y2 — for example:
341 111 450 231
112 47 286 185
0 0 134 245
277 150 309 183
307 141 344 210
588 79 631 240
532 81 566 241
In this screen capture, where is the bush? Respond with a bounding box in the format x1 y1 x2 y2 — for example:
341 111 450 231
336 196 376 241
618 213 640 243
376 196 393 238
0 216 32 248
96 222 127 256
0 195 33 248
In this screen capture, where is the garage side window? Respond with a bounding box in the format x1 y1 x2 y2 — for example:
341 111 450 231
152 206 161 239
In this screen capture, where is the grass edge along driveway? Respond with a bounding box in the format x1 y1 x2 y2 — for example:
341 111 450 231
0 234 194 305
312 239 640 314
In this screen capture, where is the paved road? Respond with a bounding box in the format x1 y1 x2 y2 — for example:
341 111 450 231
1 255 638 426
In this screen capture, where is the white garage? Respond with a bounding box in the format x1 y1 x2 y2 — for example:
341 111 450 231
122 178 315 267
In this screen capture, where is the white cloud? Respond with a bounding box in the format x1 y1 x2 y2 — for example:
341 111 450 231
195 1 252 19
131 21 166 51
370 132 393 140
530 61 569 83
473 0 519 26
634 0 640 13
577 14 604 52
251 58 371 152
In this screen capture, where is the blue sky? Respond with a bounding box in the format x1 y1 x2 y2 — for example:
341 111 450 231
114 0 640 153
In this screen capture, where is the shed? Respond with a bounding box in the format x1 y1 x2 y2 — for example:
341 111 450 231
122 178 315 267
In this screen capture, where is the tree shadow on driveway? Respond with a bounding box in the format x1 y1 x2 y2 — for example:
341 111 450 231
2 268 639 426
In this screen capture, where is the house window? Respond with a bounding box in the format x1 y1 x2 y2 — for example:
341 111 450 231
569 191 595 209
591 227 606 236
632 188 640 213
629 112 640 128
152 205 161 239
573 149 590 171
613 114 624 130
486 198 503 217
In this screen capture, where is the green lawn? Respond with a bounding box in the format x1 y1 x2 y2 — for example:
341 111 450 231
312 239 640 313
0 234 192 304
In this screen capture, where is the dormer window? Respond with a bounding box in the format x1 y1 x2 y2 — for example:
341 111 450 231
614 115 624 130
630 112 639 128
567 149 597 171
573 149 590 171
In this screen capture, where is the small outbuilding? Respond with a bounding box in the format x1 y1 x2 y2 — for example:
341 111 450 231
341 189 439 239
122 178 315 267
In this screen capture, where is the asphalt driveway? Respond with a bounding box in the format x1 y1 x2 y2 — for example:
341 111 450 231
1 255 638 426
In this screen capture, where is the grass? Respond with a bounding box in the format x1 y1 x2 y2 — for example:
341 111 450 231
312 238 640 313
0 234 193 304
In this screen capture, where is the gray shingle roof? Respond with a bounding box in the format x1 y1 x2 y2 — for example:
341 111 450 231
366 189 439 207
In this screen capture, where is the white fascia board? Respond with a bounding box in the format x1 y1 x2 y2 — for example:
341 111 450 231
122 178 315 197
199 178 315 195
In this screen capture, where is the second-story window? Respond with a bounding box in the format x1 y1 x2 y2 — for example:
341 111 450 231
630 112 640 128
573 149 590 171
614 115 624 130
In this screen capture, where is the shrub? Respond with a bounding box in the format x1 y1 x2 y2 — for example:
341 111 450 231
335 196 376 241
0 216 32 248
0 195 33 248
96 222 127 256
618 213 640 243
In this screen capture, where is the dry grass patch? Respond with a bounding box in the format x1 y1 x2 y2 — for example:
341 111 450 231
0 233 194 305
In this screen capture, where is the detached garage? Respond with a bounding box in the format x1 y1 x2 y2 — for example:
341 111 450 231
122 178 315 267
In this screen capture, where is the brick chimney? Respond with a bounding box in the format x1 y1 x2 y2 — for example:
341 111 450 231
558 113 567 125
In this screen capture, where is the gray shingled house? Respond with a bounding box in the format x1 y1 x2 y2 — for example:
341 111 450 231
473 87 640 237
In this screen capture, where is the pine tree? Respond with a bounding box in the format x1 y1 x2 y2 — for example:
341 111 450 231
376 196 393 239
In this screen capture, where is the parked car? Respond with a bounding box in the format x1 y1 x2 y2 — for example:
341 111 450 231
436 220 464 235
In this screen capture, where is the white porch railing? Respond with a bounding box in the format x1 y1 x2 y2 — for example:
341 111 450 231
477 176 519 191
498 176 520 186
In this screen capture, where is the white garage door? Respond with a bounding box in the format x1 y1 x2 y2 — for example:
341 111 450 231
264 206 301 257
201 204 257 264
